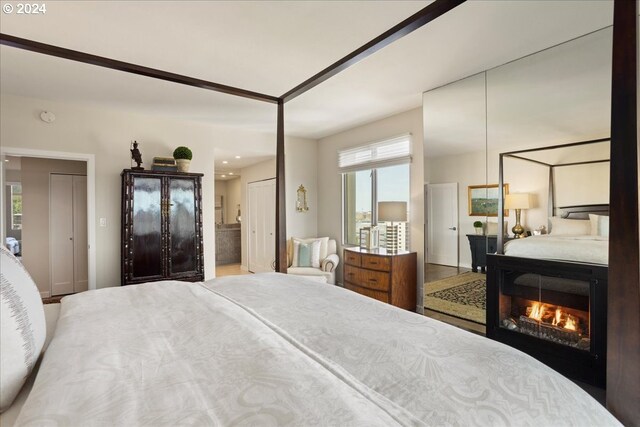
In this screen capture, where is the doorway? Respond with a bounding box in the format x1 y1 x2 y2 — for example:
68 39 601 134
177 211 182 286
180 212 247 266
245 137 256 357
1 148 96 297
214 176 244 277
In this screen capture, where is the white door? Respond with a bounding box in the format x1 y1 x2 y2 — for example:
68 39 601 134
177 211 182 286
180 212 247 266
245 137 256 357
50 175 74 295
426 183 459 266
248 179 276 273
50 174 88 296
72 175 88 293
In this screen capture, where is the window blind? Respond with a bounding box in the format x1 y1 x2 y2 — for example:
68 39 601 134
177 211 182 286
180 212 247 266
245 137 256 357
338 134 412 172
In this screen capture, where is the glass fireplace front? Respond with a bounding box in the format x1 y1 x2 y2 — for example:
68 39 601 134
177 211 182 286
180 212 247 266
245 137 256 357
498 272 591 351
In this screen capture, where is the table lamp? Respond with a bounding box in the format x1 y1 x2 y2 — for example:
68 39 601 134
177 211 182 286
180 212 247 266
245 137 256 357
378 201 407 252
504 193 531 238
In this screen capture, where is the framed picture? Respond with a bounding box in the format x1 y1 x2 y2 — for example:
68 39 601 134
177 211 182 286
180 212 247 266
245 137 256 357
468 184 509 217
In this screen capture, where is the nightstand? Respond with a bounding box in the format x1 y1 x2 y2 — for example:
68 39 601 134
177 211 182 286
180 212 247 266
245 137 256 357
343 247 417 311
466 234 513 272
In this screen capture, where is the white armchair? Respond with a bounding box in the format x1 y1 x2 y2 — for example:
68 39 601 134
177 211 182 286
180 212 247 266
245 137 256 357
287 237 340 284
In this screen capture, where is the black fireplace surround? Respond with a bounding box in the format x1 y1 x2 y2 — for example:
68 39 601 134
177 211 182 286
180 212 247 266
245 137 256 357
487 254 607 388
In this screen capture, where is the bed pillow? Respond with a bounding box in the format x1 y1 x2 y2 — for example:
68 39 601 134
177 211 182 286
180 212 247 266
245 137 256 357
0 246 46 412
589 214 610 237
292 240 322 268
548 217 591 235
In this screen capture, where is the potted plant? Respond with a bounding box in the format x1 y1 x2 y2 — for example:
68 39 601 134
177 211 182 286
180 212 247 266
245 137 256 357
473 221 484 235
173 146 193 172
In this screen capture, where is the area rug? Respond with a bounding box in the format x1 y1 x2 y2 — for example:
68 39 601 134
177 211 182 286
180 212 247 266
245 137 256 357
424 272 486 324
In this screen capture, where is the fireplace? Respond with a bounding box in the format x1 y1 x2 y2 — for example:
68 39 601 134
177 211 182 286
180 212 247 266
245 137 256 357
487 255 607 388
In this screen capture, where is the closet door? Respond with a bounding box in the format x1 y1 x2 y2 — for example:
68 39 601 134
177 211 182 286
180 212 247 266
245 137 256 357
247 179 276 273
73 175 88 292
50 174 74 296
168 177 199 278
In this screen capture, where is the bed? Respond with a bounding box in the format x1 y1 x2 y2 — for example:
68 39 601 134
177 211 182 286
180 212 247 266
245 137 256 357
1 249 621 426
504 234 608 265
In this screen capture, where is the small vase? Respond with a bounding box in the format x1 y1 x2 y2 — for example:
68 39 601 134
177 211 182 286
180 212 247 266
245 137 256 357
176 159 191 172
475 227 483 235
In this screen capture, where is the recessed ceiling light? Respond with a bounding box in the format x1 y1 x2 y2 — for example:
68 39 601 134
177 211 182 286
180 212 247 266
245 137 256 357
222 175 226 178
222 160 228 164
3 159 8 162
235 156 241 159
229 172 234 175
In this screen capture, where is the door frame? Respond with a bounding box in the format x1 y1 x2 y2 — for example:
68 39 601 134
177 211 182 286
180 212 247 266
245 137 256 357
0 147 97 292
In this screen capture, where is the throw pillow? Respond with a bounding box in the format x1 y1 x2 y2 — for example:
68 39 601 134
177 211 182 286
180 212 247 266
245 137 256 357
292 240 322 268
0 246 46 412
293 237 328 267
589 214 610 237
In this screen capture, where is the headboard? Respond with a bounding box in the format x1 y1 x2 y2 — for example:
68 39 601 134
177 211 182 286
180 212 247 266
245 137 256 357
558 204 609 219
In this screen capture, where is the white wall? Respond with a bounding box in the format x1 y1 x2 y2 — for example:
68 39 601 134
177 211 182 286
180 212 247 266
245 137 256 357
237 135 319 271
285 136 318 240
1 93 275 288
317 108 425 313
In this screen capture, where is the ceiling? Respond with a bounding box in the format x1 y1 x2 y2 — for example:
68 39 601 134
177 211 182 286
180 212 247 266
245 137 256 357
0 0 615 147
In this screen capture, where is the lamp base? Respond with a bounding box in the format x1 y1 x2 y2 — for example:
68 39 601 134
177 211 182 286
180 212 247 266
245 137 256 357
512 208 526 238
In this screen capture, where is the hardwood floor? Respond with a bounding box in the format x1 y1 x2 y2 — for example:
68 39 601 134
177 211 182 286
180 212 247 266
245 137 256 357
425 263 471 283
424 308 486 336
215 263 251 277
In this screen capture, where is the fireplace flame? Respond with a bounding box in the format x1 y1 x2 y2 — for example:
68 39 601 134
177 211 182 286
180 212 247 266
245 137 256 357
527 302 578 331
528 302 545 321
565 315 577 331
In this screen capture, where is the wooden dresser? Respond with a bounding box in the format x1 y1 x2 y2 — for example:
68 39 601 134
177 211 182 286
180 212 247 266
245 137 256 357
343 247 417 311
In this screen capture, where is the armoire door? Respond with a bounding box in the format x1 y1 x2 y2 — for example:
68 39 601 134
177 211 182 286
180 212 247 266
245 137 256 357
247 179 276 273
168 177 199 278
129 175 164 282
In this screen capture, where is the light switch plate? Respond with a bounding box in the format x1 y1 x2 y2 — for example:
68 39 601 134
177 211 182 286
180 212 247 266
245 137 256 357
99 218 107 227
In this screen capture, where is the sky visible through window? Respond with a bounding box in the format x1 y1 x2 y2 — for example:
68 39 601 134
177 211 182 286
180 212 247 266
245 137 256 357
356 164 409 211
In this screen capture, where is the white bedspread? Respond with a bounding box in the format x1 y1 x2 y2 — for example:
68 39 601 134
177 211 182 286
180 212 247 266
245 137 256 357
504 235 608 265
15 274 619 426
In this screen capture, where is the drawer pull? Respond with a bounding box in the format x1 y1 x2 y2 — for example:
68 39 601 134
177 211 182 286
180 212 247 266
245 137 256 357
347 272 354 276
369 278 378 283
369 262 378 265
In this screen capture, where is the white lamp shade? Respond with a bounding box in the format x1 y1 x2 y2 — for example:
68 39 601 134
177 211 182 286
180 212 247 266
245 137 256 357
378 201 407 222
504 193 531 210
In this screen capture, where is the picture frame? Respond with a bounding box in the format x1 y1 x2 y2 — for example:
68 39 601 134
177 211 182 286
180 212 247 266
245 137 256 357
468 184 509 217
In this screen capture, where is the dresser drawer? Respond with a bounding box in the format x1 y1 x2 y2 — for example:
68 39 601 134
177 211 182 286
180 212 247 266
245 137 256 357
343 264 361 284
361 254 390 272
344 250 362 267
345 283 389 304
359 269 390 291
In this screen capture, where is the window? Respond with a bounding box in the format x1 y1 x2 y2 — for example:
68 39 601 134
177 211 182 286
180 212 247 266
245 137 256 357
341 135 411 248
9 184 22 230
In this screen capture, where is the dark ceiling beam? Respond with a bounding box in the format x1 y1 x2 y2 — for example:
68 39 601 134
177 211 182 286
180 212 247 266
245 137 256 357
280 0 466 103
0 33 279 104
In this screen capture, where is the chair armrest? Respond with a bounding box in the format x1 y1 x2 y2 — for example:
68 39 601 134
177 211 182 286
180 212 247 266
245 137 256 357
322 254 340 272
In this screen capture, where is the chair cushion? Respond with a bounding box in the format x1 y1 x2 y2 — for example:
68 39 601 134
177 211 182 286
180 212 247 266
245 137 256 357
293 237 330 261
0 246 46 412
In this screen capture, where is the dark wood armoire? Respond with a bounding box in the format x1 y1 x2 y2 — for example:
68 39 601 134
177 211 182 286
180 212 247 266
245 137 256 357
121 169 204 285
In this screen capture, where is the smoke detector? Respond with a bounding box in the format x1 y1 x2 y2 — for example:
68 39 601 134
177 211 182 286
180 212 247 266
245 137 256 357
40 111 56 123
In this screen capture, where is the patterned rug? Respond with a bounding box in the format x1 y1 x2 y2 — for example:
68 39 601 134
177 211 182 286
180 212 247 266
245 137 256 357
424 272 486 324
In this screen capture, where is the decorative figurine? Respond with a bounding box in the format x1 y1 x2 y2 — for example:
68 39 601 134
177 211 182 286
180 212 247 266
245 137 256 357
130 141 144 170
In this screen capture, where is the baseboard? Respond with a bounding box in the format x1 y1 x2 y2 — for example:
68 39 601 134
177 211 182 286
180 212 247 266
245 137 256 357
40 291 51 298
240 265 249 272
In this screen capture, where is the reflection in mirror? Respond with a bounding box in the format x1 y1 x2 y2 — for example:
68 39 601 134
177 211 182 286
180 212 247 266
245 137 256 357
487 27 612 266
485 27 612 387
422 72 487 330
